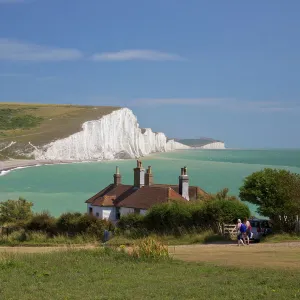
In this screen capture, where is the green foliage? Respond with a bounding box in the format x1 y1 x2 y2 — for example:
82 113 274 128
145 201 193 234
56 212 112 238
118 213 145 230
239 168 300 232
0 199 114 245
214 187 239 201
118 191 250 235
200 199 250 225
25 211 57 234
0 229 99 246
0 108 43 130
0 197 33 225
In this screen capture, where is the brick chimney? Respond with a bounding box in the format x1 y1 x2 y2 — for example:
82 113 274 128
179 166 189 200
145 166 154 186
113 166 121 186
133 160 145 188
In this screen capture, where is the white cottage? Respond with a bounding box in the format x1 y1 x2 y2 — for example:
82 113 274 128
85 160 207 222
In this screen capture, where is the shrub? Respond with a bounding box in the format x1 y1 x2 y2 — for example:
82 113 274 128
131 237 169 260
0 198 33 226
144 201 193 234
202 199 250 225
56 212 82 234
25 211 57 235
118 214 145 231
56 212 111 238
117 197 250 235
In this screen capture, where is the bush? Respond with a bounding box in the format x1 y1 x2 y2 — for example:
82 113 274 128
118 198 250 235
0 198 33 226
131 237 169 260
25 212 57 235
144 201 193 234
202 199 250 225
118 214 145 231
56 212 82 234
56 212 112 238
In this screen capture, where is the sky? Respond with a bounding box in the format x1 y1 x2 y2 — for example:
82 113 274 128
0 0 300 148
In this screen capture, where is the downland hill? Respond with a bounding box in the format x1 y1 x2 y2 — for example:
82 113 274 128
0 103 119 160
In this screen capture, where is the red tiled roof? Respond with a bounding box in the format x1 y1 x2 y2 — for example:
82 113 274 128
151 184 207 200
85 184 135 207
86 183 207 208
115 186 186 209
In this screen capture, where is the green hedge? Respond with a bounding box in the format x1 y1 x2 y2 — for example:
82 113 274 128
20 211 114 238
118 199 250 234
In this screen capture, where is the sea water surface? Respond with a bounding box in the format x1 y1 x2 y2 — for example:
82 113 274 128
0 149 300 216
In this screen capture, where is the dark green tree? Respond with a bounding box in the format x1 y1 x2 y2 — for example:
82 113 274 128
239 168 300 232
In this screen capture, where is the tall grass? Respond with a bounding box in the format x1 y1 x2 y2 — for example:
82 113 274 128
0 230 99 246
131 237 170 260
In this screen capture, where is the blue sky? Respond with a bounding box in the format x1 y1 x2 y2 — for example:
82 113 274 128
0 0 300 148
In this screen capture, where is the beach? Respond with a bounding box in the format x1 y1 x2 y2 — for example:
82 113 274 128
0 159 87 174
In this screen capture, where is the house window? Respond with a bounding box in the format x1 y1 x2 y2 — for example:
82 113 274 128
134 208 140 214
89 207 93 215
96 212 99 217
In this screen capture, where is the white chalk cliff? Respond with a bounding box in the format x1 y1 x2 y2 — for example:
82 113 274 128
199 142 225 149
33 108 190 160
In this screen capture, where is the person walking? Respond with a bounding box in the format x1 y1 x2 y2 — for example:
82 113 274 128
236 219 245 246
244 217 251 245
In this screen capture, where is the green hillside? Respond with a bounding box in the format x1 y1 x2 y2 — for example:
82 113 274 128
177 138 223 147
0 103 120 160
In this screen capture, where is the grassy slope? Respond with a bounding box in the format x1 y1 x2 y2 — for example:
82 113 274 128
0 249 299 300
0 103 120 159
177 138 223 147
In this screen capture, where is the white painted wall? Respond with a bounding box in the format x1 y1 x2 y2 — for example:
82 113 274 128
120 207 135 217
140 209 147 215
120 207 148 217
87 204 116 221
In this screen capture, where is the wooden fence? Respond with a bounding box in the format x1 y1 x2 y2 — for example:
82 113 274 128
220 224 237 240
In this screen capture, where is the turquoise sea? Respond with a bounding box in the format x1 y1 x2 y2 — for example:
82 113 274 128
1 149 300 216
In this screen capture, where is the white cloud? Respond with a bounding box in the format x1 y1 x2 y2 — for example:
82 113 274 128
92 49 184 61
0 39 83 61
130 98 298 112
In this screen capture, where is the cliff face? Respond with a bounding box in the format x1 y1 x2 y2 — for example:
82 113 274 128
199 142 225 149
33 108 190 160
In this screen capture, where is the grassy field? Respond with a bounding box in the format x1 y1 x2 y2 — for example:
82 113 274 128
0 103 119 159
170 243 300 269
0 247 300 299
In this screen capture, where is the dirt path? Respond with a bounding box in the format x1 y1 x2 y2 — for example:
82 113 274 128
2 242 300 269
169 242 300 269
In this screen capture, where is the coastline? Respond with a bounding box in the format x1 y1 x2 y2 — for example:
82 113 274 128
0 159 98 176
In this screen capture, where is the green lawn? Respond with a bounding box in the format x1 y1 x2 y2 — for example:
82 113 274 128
0 248 299 300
